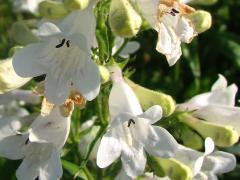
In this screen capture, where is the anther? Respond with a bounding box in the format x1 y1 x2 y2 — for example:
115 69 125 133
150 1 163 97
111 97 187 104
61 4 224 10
66 40 70 47
172 8 179 14
25 138 30 145
56 38 66 48
127 119 135 127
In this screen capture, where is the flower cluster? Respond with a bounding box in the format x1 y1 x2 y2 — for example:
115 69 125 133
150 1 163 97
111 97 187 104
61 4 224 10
0 0 238 180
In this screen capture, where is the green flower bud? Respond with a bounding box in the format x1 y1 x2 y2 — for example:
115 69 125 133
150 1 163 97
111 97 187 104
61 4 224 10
180 114 239 147
0 58 31 94
125 79 175 116
181 126 203 150
109 0 142 38
187 10 212 33
39 0 69 20
190 0 217 6
10 22 38 45
148 155 193 180
63 0 89 11
99 65 110 84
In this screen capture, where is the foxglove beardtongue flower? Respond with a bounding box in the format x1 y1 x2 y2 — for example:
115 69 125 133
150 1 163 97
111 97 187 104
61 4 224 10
136 0 197 66
0 106 71 180
0 90 40 139
177 74 240 135
97 67 178 178
13 4 100 105
173 138 236 180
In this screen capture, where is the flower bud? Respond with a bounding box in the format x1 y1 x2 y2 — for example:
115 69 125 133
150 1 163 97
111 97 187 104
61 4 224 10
10 22 38 45
39 0 69 20
99 65 110 84
148 155 193 180
63 0 89 11
190 0 217 6
187 10 212 33
180 114 239 147
109 0 142 38
181 126 203 150
125 78 175 116
0 58 31 94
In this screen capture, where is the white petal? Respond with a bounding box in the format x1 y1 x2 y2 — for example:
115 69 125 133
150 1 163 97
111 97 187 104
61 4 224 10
194 156 204 175
156 23 172 55
16 143 56 180
193 105 240 134
12 43 47 77
120 41 140 58
37 22 61 39
39 149 63 180
115 168 132 180
142 126 178 158
68 33 89 52
211 74 228 91
174 145 203 174
193 172 208 180
73 58 100 101
204 137 215 155
97 130 122 168
109 81 142 119
204 172 218 180
139 105 163 124
0 133 28 160
176 17 195 43
0 90 40 105
29 107 70 150
202 151 236 174
60 6 96 49
121 143 146 178
137 0 159 27
165 40 182 66
45 73 71 105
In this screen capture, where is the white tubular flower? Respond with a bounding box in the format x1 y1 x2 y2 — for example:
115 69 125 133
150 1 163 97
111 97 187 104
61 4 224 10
136 0 197 66
0 90 40 139
0 133 62 180
13 4 100 105
29 106 71 150
0 106 71 179
97 67 178 178
0 58 31 94
173 138 236 180
11 0 44 13
177 74 240 135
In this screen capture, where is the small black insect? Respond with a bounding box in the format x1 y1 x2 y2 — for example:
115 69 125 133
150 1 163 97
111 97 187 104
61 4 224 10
56 38 66 48
127 119 136 127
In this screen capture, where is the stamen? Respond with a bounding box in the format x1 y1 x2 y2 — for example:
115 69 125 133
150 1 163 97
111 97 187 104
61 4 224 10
172 8 179 13
170 12 176 16
66 40 70 47
25 138 30 145
56 39 66 48
127 119 135 127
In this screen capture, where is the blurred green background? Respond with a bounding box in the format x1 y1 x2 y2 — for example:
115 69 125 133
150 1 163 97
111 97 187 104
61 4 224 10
0 0 240 179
